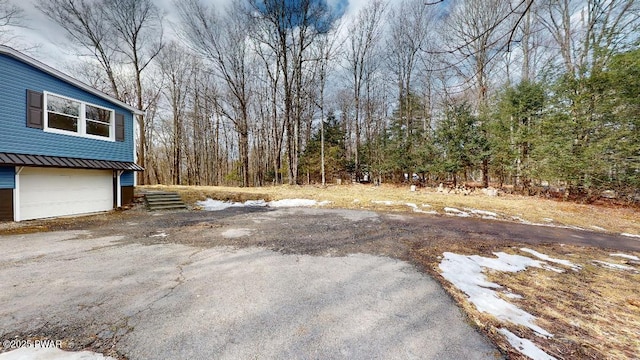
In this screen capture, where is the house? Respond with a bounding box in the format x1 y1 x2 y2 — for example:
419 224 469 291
0 45 143 222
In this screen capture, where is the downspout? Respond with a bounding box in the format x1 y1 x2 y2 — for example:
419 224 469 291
116 170 124 208
13 166 24 222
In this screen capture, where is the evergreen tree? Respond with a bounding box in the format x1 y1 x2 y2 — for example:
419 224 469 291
599 49 640 191
535 47 640 194
493 80 545 188
433 102 484 186
300 112 347 183
379 92 429 181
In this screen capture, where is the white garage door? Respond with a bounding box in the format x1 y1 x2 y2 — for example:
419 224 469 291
19 167 113 221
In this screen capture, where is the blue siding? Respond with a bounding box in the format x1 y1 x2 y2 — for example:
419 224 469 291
0 166 15 189
0 54 135 163
121 171 134 186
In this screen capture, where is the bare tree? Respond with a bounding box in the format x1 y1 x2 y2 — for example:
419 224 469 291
158 41 193 185
251 46 285 185
344 0 386 182
307 24 343 185
104 0 163 184
37 0 122 99
38 0 164 184
249 0 337 184
539 0 639 77
0 0 24 45
142 82 164 184
177 0 254 187
386 0 435 174
519 0 535 81
194 73 223 185
187 66 219 186
446 0 512 187
447 0 511 104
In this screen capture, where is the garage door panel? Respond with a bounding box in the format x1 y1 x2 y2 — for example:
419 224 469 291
19 168 113 220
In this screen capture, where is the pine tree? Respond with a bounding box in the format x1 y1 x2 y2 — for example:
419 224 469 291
493 81 545 189
434 102 483 186
300 112 347 183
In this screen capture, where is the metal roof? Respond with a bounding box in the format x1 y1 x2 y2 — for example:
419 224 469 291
0 45 144 116
0 152 144 171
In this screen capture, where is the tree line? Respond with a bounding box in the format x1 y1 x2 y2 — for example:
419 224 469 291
3 0 639 199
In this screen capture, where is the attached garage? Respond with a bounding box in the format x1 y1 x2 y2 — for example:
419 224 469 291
18 167 113 221
0 152 142 222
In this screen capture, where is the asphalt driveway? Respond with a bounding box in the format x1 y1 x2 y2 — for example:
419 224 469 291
0 207 502 360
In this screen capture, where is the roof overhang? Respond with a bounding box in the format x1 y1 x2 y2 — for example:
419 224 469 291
0 152 144 171
0 45 144 116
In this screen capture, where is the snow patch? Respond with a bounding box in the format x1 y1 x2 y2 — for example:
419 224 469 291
541 264 565 273
150 232 168 238
610 253 640 261
621 233 640 239
512 216 532 224
268 199 318 208
198 198 328 210
405 202 418 210
592 260 637 272
503 292 523 299
468 209 498 217
244 200 268 207
591 225 607 231
498 328 557 360
439 252 552 337
520 248 581 271
444 207 470 217
221 228 253 238
197 199 245 211
405 203 437 214
0 348 116 360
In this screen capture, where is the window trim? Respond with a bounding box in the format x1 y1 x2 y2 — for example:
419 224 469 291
43 91 115 142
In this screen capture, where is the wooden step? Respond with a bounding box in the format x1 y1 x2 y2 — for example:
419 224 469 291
146 200 186 206
146 197 183 202
148 204 188 210
143 192 188 211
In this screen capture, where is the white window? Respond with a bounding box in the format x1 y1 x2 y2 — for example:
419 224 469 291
44 92 115 141
85 104 111 137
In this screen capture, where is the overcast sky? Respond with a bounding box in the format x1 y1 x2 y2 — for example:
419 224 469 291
9 0 370 72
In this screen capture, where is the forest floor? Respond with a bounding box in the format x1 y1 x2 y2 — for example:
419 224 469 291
142 183 640 359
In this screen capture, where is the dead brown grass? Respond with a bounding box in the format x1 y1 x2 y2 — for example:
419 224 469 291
414 243 640 359
142 184 640 235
